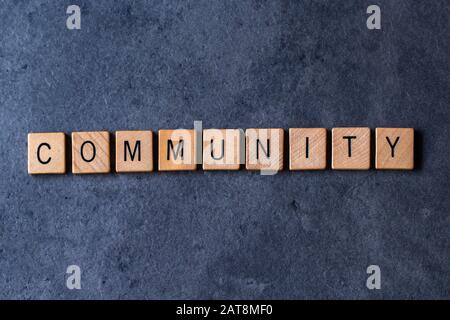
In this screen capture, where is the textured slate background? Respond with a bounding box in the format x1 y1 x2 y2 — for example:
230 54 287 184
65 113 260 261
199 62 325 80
1 0 449 299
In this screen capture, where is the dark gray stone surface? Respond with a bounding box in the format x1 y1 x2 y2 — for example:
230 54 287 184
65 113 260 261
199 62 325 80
0 0 449 299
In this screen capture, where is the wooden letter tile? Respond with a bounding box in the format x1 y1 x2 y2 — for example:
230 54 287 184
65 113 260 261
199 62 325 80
332 127 370 170
289 128 326 170
158 129 197 171
246 128 284 171
203 129 242 170
116 130 153 173
28 132 66 174
72 131 110 174
376 128 414 170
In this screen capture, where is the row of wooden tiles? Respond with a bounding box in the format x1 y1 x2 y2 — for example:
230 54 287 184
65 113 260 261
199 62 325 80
27 128 414 174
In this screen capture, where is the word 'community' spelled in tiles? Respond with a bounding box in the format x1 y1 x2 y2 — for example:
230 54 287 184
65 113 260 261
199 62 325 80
27 127 415 174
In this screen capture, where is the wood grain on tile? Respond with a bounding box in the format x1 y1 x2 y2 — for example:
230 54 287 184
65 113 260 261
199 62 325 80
289 128 327 170
376 128 414 170
115 130 153 173
158 129 197 171
332 127 370 170
246 128 284 171
72 131 110 174
203 129 242 170
28 132 66 174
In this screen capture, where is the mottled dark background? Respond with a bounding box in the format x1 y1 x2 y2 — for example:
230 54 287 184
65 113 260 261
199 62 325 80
1 0 449 299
